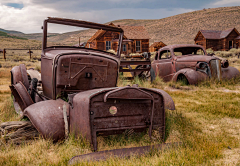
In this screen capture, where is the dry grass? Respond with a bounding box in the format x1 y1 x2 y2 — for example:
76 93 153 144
0 37 41 49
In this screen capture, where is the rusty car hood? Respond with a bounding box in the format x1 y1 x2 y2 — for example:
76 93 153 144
42 47 120 64
176 55 218 63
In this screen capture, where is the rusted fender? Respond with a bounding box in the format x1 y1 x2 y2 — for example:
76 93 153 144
23 99 69 141
9 82 34 112
172 68 208 85
222 66 240 79
11 64 29 89
68 142 181 164
140 88 175 110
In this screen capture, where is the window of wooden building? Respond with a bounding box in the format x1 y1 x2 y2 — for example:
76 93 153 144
136 41 141 52
106 41 111 50
122 44 126 52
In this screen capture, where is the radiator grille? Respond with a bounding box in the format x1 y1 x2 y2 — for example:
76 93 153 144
209 59 222 80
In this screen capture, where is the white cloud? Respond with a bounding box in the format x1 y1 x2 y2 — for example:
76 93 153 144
211 0 240 6
0 0 194 34
0 3 56 33
0 2 106 33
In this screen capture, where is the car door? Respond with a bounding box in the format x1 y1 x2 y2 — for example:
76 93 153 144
152 49 175 81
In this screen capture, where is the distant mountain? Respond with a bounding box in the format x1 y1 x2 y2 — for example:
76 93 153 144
0 31 27 40
1 6 240 46
0 28 59 41
0 28 24 35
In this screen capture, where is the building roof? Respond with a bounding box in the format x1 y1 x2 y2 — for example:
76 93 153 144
87 30 106 43
119 25 150 39
235 36 240 40
87 23 149 43
160 44 205 50
196 28 240 40
150 41 166 48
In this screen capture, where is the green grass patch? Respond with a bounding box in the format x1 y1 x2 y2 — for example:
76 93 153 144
0 31 27 40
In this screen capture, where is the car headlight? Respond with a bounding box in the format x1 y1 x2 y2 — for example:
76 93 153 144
196 62 207 69
221 60 229 68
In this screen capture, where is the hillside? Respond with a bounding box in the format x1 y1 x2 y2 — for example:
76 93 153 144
54 6 240 45
45 6 240 45
0 31 28 40
0 36 41 49
0 28 24 35
107 6 240 45
1 6 240 46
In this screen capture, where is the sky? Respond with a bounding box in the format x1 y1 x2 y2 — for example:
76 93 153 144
0 0 240 34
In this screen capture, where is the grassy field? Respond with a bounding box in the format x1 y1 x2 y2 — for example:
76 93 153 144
0 51 240 165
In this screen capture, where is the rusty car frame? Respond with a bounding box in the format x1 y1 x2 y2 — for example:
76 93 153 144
9 17 175 161
119 52 152 79
151 44 240 84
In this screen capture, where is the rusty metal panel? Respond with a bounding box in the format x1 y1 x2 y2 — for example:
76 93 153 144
23 99 69 141
68 142 181 164
41 49 120 99
19 64 29 89
172 68 208 85
10 82 34 112
140 88 175 111
11 64 29 89
69 88 117 145
55 54 118 93
46 17 123 33
222 66 240 79
70 86 172 151
41 57 54 99
11 66 22 85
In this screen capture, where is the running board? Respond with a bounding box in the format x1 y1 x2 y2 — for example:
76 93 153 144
68 142 181 165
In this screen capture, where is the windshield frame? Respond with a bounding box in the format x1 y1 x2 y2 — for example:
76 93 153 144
173 46 206 56
42 17 124 58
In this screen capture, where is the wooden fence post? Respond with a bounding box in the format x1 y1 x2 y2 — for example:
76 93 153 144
29 49 31 60
3 49 6 60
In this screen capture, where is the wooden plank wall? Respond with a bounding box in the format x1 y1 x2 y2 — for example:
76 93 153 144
141 39 149 52
86 30 149 54
149 42 166 52
195 33 206 49
195 30 240 51
206 39 219 51
224 30 239 50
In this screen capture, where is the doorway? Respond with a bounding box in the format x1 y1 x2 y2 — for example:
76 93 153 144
229 40 233 49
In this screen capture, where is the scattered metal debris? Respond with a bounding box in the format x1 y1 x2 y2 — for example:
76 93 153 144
68 142 182 164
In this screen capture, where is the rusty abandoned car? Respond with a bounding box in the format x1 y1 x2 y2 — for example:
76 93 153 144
9 17 175 160
151 44 240 84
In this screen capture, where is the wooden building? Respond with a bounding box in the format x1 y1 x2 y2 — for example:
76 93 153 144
149 41 167 52
85 23 150 55
194 28 240 51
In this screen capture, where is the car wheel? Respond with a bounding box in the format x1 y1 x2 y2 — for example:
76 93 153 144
177 74 189 85
150 67 155 83
135 65 151 80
